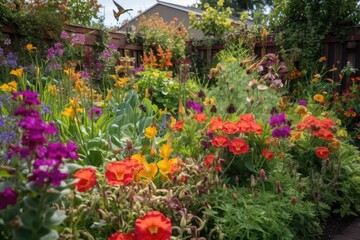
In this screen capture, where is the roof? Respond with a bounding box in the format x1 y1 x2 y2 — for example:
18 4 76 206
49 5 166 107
120 0 242 28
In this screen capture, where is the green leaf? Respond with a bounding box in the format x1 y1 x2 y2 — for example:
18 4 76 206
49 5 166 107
12 227 32 240
38 228 59 240
0 169 12 178
20 210 37 229
87 149 103 167
43 209 67 228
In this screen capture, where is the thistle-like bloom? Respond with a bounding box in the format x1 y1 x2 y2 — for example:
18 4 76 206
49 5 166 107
0 187 17 209
89 106 103 119
135 211 172 240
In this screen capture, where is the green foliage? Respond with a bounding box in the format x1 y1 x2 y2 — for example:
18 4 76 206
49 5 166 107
269 0 360 69
189 0 234 38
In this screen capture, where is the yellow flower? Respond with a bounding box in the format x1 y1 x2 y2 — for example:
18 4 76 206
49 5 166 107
110 74 117 81
70 97 80 108
159 144 172 159
313 94 324 103
26 43 36 51
75 80 84 93
294 106 310 116
170 116 176 128
290 131 303 142
329 139 341 150
131 152 146 164
157 158 172 175
159 108 167 116
10 68 24 78
137 162 158 180
62 107 75 118
145 88 150 98
114 80 124 88
312 74 321 83
153 72 159 78
119 77 128 85
105 90 112 102
47 84 58 96
337 129 348 138
203 97 215 106
150 143 157 156
0 81 17 92
145 126 157 139
133 84 139 91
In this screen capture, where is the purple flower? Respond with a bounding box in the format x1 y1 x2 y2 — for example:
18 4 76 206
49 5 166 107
133 65 144 74
108 43 118 50
60 30 70 40
272 125 291 138
298 100 307 106
103 50 111 58
71 34 86 45
13 91 41 106
269 113 286 127
89 106 103 119
187 100 203 113
0 187 17 209
81 71 90 78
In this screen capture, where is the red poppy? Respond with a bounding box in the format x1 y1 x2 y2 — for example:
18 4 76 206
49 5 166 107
135 211 172 240
105 161 134 186
261 149 274 160
204 154 215 168
194 113 206 123
208 117 223 132
315 146 329 159
211 135 229 147
172 120 185 131
228 138 249 154
222 121 238 134
108 231 136 240
74 168 97 192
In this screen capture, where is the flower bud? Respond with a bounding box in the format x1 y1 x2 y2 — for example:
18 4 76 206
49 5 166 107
275 181 283 193
250 174 256 187
259 169 268 182
291 196 297 205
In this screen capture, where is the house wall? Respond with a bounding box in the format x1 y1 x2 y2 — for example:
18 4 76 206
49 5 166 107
119 5 205 40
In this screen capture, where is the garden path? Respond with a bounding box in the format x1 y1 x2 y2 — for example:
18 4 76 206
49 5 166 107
332 217 360 240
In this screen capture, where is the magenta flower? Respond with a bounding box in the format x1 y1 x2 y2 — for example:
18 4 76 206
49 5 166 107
269 113 286 127
60 30 70 40
272 125 291 138
0 187 17 209
89 107 103 119
298 100 307 106
187 100 203 113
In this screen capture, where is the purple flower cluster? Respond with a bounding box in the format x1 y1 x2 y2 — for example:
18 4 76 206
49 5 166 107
269 113 287 127
269 113 291 138
60 30 70 40
298 99 307 106
9 91 79 186
187 100 203 113
47 43 64 59
0 187 17 209
70 33 86 46
133 65 144 74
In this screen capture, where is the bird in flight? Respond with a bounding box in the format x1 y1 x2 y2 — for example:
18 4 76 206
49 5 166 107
113 0 133 21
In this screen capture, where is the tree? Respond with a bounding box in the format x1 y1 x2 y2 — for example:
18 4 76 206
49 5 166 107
269 0 360 69
197 0 273 17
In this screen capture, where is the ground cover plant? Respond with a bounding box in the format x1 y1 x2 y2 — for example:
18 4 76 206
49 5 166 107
1 2 360 239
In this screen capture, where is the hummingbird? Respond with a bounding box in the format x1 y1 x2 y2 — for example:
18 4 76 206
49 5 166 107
113 0 133 21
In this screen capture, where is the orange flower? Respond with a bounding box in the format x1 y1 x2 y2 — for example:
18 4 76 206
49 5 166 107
135 211 172 240
222 121 238 134
105 161 134 186
316 128 334 141
137 162 157 180
319 118 335 129
315 146 329 159
228 138 249 154
172 120 185 131
194 113 206 123
108 231 136 240
261 150 274 160
204 154 215 168
208 117 223 132
159 144 173 159
236 121 251 134
249 122 263 135
73 168 97 192
211 135 229 147
318 56 327 62
145 126 157 139
313 94 324 103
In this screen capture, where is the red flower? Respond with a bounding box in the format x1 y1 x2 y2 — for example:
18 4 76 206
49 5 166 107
313 128 334 141
222 121 238 134
315 147 329 159
261 150 274 160
249 122 262 135
172 120 185 131
228 138 249 154
236 121 251 134
211 135 229 147
108 231 136 240
105 161 134 186
204 154 215 168
239 113 255 122
135 211 172 240
194 113 206 123
74 168 97 192
319 118 335 129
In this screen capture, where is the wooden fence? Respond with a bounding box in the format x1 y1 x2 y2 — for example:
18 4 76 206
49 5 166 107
2 23 360 86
